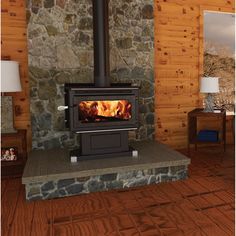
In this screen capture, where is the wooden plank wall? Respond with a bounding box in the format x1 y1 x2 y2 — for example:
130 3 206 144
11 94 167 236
154 0 235 149
1 0 31 151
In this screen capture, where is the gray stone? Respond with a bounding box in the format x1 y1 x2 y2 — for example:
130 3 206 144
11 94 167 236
100 173 117 182
53 115 65 131
118 171 134 180
30 75 37 87
56 0 66 8
35 8 53 25
47 191 59 199
78 51 93 67
54 71 71 84
142 5 153 19
131 67 145 79
116 68 131 79
41 181 55 192
38 113 52 130
61 139 75 148
76 32 90 46
125 177 148 188
29 195 43 201
31 101 44 115
66 184 83 194
58 178 75 189
140 80 154 98
177 171 188 180
148 102 154 112
116 38 132 49
32 7 40 14
78 17 93 30
87 180 105 192
138 126 147 140
145 69 154 81
77 176 90 182
105 181 123 189
60 134 69 142
28 26 45 38
58 189 67 196
146 113 154 125
142 26 151 36
170 165 186 175
64 14 76 24
27 187 41 198
161 175 176 182
154 167 169 175
137 42 150 51
38 80 57 100
44 0 54 8
71 68 93 83
147 128 155 137
26 10 31 24
43 138 61 149
139 104 148 114
148 175 156 184
57 44 79 69
29 66 50 79
31 115 38 132
46 25 58 36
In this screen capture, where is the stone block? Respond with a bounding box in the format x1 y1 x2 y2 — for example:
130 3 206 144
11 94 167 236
57 178 75 189
100 173 117 181
105 181 123 190
170 165 187 175
154 167 169 175
87 180 105 193
41 181 55 192
66 184 83 195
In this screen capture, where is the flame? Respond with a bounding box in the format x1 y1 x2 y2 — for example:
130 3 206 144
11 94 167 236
79 100 132 121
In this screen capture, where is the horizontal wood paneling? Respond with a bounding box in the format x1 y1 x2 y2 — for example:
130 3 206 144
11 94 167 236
154 0 235 148
1 0 31 151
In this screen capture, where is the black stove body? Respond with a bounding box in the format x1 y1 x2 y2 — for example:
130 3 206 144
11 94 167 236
65 84 139 160
64 0 139 160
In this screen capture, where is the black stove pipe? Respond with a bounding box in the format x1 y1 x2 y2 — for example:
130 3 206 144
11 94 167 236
92 0 110 87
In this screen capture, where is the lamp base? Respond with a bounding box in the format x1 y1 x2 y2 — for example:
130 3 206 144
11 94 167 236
1 96 17 133
203 93 215 113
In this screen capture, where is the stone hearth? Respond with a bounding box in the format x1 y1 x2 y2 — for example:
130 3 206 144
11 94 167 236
22 141 190 200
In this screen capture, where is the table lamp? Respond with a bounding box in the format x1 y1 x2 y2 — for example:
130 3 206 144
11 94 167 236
200 77 219 112
1 60 22 133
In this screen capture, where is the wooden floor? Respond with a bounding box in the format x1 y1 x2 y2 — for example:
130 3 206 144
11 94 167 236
1 146 235 236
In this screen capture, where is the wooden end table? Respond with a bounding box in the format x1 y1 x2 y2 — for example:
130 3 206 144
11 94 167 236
1 129 27 178
188 108 226 154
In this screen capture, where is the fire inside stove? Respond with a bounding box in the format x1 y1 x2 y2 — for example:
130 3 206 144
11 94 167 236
79 100 132 122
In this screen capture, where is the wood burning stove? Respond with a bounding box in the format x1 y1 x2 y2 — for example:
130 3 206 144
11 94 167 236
65 84 139 133
61 0 139 160
64 84 139 160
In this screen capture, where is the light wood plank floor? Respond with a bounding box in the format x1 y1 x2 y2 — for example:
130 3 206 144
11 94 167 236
1 146 234 236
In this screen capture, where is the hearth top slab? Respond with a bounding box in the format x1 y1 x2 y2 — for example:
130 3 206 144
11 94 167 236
22 141 190 184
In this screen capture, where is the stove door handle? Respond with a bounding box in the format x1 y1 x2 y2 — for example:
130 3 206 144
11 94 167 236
57 106 69 111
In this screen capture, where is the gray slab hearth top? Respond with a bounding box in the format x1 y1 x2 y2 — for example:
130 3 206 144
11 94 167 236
22 141 190 184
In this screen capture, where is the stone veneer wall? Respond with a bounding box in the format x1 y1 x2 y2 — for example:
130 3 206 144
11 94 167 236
26 165 188 200
27 0 154 150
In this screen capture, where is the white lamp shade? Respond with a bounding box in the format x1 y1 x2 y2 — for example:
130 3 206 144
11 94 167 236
1 60 22 92
200 77 219 93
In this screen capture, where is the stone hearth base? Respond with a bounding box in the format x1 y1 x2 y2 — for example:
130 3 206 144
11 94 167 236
22 141 190 201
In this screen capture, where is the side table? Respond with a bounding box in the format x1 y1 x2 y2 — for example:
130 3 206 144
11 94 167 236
188 108 226 154
1 129 27 178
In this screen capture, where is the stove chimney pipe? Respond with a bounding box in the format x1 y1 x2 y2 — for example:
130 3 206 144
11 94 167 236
92 0 110 87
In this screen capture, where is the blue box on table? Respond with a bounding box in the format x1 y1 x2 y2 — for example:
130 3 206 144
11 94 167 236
197 130 219 142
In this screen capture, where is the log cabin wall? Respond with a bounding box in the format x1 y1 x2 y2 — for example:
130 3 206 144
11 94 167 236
154 0 235 149
1 0 32 151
